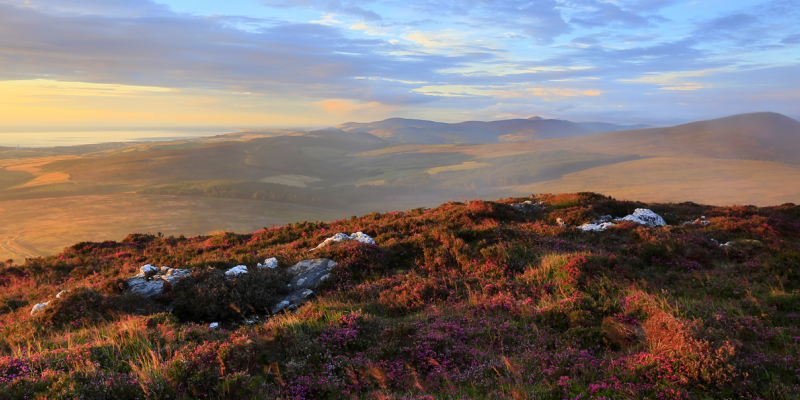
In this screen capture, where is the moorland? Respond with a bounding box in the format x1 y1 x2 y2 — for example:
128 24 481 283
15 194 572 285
1 192 799 398
1 112 799 261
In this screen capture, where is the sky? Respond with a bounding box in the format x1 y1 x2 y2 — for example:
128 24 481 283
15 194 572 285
1 0 799 136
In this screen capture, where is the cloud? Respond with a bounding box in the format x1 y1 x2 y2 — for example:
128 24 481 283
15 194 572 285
261 0 382 21
0 1 473 107
782 34 800 44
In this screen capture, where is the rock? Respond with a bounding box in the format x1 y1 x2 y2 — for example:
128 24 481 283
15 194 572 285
556 218 567 227
512 201 546 214
272 258 338 314
721 239 763 248
684 217 710 226
209 322 219 329
261 257 279 269
596 215 613 223
311 232 376 251
225 265 249 276
615 209 666 227
127 277 167 298
30 301 50 315
140 264 159 275
126 267 191 298
580 222 617 232
56 290 70 299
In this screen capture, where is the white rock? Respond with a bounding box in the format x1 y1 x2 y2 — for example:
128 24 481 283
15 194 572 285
262 257 278 269
30 301 50 315
55 290 70 299
311 232 375 251
209 322 219 329
296 277 306 287
140 264 159 274
615 209 666 227
349 232 376 245
580 222 617 232
225 265 248 276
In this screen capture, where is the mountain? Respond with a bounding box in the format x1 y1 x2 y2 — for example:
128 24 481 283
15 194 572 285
337 116 652 144
559 112 800 162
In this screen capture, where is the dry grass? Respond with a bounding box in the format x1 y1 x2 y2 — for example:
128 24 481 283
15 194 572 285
516 157 800 206
0 193 345 260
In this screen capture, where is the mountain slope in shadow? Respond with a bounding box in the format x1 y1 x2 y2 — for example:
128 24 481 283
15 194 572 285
337 116 651 144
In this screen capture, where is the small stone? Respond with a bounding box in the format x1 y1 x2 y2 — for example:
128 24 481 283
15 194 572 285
262 257 278 269
209 322 219 329
55 290 70 299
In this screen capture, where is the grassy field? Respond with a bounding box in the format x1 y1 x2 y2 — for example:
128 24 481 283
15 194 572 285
0 194 345 262
514 157 800 206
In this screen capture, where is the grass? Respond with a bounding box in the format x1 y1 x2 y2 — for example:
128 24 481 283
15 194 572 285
0 193 799 398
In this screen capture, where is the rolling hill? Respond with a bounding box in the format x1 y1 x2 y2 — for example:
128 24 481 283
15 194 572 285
0 111 799 261
337 116 651 144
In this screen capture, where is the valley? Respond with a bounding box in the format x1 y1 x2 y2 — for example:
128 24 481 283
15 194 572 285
1 112 798 261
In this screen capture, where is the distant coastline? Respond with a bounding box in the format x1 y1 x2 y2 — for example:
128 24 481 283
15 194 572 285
0 129 229 148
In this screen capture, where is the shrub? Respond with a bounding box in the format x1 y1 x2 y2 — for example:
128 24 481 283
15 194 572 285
32 288 115 328
171 266 289 321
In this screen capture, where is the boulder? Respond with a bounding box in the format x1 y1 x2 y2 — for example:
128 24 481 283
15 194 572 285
140 264 159 275
126 265 191 298
259 257 279 269
512 201 546 214
311 232 375 251
127 278 167 298
271 258 337 314
615 209 666 227
225 265 248 276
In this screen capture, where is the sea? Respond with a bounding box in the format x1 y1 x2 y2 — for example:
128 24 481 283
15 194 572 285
0 129 229 148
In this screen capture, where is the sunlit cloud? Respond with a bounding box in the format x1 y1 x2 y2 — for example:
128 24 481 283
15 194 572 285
0 0 797 130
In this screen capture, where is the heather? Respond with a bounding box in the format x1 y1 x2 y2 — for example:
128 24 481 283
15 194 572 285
1 192 799 399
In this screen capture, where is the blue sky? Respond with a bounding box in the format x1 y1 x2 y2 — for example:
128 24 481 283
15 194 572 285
0 0 798 130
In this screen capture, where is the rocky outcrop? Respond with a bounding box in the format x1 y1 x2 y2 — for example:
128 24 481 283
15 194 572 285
126 265 191 298
311 232 375 251
615 209 666 227
271 258 337 314
512 201 546 214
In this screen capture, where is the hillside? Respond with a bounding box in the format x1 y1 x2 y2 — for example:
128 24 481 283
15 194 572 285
1 193 799 399
337 116 650 144
0 112 799 261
